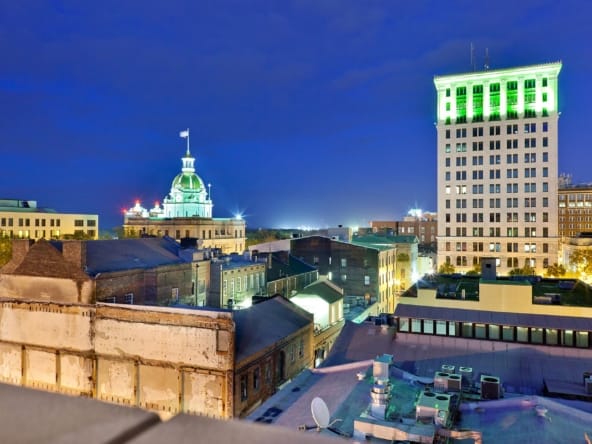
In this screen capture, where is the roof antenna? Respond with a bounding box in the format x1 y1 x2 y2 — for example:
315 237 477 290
484 48 490 70
470 42 475 71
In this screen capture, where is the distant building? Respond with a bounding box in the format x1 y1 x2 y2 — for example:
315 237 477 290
0 198 99 240
558 183 592 239
291 235 396 314
262 251 318 298
435 62 562 274
207 253 267 309
123 136 245 254
371 209 437 248
351 233 419 294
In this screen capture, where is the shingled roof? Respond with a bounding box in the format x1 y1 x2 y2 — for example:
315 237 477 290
3 239 89 281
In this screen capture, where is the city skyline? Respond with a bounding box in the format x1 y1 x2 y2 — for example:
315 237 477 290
2 1 591 230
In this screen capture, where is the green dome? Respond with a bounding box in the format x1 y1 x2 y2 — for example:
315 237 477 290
172 172 205 191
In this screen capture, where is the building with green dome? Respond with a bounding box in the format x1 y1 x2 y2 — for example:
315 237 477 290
163 146 213 218
123 136 245 254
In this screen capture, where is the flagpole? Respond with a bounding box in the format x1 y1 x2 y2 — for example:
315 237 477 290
186 128 190 154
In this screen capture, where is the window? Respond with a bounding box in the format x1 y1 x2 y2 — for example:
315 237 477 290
364 275 370 286
340 258 347 267
445 144 451 153
299 337 304 358
543 122 548 132
74 219 84 227
172 287 179 301
543 167 548 177
240 375 248 401
253 367 260 390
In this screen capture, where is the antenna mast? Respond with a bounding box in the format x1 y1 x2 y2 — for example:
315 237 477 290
484 48 490 70
470 42 475 71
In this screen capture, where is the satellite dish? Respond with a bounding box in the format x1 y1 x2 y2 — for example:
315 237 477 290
311 397 330 429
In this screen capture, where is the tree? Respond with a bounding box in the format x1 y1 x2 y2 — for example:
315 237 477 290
509 265 535 276
465 262 481 276
0 238 11 268
569 250 592 276
545 263 566 278
438 262 455 274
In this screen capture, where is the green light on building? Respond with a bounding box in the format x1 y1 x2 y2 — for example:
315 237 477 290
434 62 562 124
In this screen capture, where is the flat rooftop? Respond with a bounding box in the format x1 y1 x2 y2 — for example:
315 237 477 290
406 274 592 307
248 322 592 443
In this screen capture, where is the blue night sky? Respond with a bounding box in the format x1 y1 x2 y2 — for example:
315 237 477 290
1 1 591 230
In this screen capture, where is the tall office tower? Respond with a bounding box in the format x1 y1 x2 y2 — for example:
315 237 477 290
434 62 562 275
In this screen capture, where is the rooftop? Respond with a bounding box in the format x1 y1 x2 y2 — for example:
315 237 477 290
247 322 592 443
405 274 592 307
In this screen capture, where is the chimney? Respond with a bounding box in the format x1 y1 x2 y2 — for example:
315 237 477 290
9 239 34 265
62 240 87 271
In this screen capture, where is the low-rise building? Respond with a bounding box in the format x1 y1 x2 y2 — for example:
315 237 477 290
0 289 313 419
290 278 345 366
262 251 318 298
0 198 99 240
291 235 397 314
352 233 419 295
233 297 313 417
0 237 204 306
395 264 592 349
208 253 267 309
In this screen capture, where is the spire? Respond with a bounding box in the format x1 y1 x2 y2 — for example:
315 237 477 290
179 129 195 173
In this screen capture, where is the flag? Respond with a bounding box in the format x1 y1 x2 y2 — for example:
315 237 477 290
179 129 189 138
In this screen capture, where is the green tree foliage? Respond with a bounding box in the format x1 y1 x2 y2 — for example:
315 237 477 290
569 250 592 276
438 262 455 274
509 265 536 276
0 238 11 267
545 263 566 278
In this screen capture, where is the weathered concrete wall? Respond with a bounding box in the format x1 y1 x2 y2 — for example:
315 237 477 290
0 300 236 418
0 301 93 351
0 275 93 304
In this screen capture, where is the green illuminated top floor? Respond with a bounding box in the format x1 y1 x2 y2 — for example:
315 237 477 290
434 62 562 124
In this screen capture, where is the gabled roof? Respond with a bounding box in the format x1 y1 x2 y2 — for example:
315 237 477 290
294 279 343 304
233 296 312 364
3 239 89 281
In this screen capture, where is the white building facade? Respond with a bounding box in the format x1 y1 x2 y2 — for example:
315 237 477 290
435 62 561 275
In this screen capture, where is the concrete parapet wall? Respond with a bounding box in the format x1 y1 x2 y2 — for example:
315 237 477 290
0 299 235 418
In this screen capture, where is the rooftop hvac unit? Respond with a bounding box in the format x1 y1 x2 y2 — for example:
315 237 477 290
441 364 455 373
480 375 501 400
459 366 473 387
373 354 392 384
447 374 462 392
585 377 592 395
434 372 449 392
